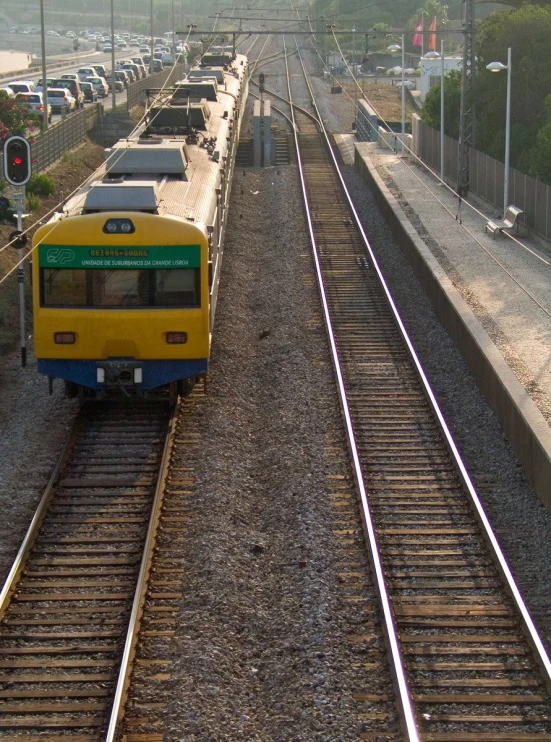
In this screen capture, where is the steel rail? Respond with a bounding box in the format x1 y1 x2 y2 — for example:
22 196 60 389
285 33 420 741
298 47 551 693
0 409 85 623
105 401 179 742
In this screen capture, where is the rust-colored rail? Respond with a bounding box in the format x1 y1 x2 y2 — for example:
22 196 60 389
0 402 172 740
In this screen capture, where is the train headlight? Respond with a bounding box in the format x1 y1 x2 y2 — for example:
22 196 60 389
166 332 188 344
103 218 135 234
54 332 76 344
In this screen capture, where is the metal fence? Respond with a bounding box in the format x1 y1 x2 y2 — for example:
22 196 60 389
0 105 99 178
415 119 551 242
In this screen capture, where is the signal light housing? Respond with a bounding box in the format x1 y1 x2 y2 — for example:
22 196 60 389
259 72 265 91
2 135 32 186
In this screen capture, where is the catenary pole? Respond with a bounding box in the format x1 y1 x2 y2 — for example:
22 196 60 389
40 0 48 131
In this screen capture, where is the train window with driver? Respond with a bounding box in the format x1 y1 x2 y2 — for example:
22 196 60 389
154 269 199 306
42 269 87 306
92 270 148 306
41 268 200 307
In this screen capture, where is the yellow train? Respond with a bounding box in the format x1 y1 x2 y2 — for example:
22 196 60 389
32 51 248 397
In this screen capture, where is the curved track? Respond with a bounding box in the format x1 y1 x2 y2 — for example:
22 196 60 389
284 35 551 741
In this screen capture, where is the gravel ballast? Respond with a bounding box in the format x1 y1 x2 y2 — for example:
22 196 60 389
0 37 550 742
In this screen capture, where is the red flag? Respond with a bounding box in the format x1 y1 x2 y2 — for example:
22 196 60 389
412 19 423 47
428 16 437 51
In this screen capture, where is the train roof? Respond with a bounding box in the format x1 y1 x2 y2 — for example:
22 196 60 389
58 53 248 231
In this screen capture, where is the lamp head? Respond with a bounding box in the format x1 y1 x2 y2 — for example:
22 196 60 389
486 61 507 72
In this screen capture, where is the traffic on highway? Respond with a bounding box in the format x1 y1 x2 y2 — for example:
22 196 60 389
1 33 189 127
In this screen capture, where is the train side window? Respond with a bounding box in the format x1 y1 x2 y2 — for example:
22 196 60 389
41 269 87 306
153 269 199 306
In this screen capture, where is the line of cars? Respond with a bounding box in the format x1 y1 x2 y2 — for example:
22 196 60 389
2 60 147 120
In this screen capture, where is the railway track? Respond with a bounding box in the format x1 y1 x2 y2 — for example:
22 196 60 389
0 401 174 740
285 38 551 741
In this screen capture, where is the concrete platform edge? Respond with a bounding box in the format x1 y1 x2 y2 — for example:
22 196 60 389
354 143 551 511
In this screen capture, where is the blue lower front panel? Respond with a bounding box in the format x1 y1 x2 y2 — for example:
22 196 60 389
37 358 208 390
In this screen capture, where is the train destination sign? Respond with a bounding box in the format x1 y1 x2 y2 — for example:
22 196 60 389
39 244 201 269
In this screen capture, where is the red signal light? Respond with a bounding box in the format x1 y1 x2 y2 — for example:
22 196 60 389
3 136 31 185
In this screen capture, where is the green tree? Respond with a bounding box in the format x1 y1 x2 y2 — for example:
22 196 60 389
475 4 551 168
528 95 551 185
421 69 461 139
0 91 41 143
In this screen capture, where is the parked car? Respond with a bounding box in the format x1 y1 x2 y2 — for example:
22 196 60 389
7 80 35 95
46 87 76 113
92 64 108 78
79 80 98 102
119 65 136 82
127 63 143 80
85 76 109 97
16 92 52 123
108 77 124 93
53 77 85 108
131 57 147 77
77 67 97 81
115 70 130 88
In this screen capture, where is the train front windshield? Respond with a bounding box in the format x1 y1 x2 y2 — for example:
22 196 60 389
41 268 200 308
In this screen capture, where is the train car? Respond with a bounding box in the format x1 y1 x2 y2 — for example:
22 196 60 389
32 53 248 398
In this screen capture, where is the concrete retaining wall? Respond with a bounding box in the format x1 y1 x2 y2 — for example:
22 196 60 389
91 109 134 147
355 142 551 511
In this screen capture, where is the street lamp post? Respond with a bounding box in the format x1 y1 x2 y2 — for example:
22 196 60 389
150 0 154 75
425 47 445 181
110 0 116 111
39 0 48 131
171 0 175 52
441 40 445 181
486 48 512 217
401 34 405 135
387 38 405 137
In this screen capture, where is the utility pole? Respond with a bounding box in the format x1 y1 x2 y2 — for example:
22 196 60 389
110 0 116 111
39 0 48 131
171 0 175 52
457 0 476 199
150 0 154 74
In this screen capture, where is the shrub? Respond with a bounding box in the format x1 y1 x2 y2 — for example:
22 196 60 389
26 173 56 197
26 193 41 211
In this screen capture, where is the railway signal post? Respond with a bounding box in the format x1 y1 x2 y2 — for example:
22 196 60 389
3 135 32 368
